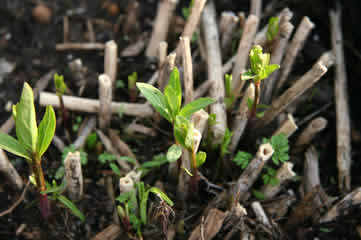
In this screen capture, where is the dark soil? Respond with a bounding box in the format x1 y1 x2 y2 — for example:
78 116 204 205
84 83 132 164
0 0 361 239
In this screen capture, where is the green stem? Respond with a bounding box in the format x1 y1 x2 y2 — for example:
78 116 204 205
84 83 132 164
32 160 46 192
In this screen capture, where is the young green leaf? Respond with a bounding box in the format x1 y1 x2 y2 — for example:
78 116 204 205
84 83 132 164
136 83 171 122
164 68 182 117
265 64 280 76
54 73 67 96
178 97 215 118
220 128 233 157
149 187 174 206
128 72 138 89
15 82 38 152
252 190 265 200
166 144 182 163
57 195 85 221
266 17 280 41
241 70 257 81
36 106 56 158
109 163 121 176
141 154 168 168
195 151 206 168
233 151 252 169
116 191 135 203
0 133 32 161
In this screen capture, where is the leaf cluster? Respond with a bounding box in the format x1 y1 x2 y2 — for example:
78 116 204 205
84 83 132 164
263 133 289 165
54 73 67 96
266 17 280 41
241 45 280 83
0 83 56 163
116 181 173 235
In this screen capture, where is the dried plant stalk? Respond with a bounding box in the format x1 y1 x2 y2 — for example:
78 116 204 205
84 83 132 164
158 53 176 91
303 146 321 194
56 43 105 51
264 190 296 219
254 8 293 47
272 113 298 138
73 117 97 149
108 129 139 167
262 21 294 104
232 143 274 204
98 74 112 129
96 129 131 171
219 12 239 55
145 0 178 58
194 54 236 98
188 208 227 240
91 224 121 240
254 59 328 129
330 6 352 192
181 37 194 104
251 201 271 228
231 15 260 95
294 117 327 153
276 16 315 93
230 83 255 154
64 152 83 201
104 41 118 85
40 92 154 117
250 0 262 18
175 0 207 61
261 162 295 199
0 149 23 190
202 1 227 145
319 187 361 223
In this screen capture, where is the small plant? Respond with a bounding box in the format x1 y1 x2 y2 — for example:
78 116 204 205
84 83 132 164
241 45 280 118
116 181 173 238
54 73 70 130
41 179 85 221
72 115 83 132
232 133 289 187
224 74 235 109
233 151 253 169
0 83 56 218
128 72 138 102
98 152 136 176
262 133 290 165
266 17 280 41
136 67 215 188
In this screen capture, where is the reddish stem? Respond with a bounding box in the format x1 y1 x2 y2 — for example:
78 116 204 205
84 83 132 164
32 160 51 219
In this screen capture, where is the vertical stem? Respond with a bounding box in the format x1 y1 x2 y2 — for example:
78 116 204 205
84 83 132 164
250 81 260 118
190 149 199 192
32 161 46 192
32 158 51 219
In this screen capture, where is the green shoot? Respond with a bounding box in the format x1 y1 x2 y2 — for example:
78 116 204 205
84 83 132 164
0 82 56 219
224 74 235 109
241 45 280 118
128 72 138 102
233 134 290 189
136 67 215 188
116 181 173 237
54 73 70 132
266 17 280 41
